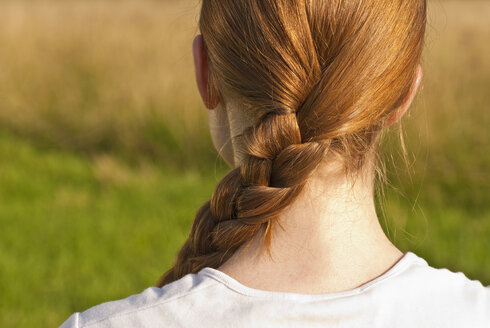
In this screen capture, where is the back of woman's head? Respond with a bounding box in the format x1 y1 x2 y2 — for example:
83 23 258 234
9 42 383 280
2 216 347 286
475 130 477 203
158 0 427 286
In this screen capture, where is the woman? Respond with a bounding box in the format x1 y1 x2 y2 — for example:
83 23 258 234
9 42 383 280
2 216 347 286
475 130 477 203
61 0 489 327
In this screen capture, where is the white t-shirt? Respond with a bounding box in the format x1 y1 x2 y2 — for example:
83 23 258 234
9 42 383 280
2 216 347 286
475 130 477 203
60 252 490 327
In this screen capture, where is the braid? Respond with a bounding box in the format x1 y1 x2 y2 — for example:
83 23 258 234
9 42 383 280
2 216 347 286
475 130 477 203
157 113 329 287
158 0 426 287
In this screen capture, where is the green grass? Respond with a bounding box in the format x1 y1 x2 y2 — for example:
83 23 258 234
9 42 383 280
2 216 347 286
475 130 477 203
380 191 490 283
0 131 488 328
0 131 225 327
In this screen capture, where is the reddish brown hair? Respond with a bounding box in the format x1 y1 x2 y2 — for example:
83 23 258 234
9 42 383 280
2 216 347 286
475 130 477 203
158 0 426 286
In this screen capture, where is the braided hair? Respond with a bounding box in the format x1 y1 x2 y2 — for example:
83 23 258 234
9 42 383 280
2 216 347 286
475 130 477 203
157 0 426 287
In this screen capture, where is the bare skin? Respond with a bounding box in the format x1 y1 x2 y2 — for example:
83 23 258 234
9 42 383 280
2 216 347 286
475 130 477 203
193 35 423 294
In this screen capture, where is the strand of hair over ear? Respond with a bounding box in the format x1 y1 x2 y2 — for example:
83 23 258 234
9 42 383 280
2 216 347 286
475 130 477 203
157 111 331 287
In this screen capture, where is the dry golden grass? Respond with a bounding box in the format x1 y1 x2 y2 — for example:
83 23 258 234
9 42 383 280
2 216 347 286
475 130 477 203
0 0 487 226
0 0 487 214
402 1 490 207
0 0 209 165
0 0 487 173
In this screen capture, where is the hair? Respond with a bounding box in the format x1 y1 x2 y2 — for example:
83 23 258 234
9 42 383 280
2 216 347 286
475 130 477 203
157 0 426 287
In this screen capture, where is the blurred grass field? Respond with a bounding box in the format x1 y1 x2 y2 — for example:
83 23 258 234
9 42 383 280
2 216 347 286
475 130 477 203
0 0 488 327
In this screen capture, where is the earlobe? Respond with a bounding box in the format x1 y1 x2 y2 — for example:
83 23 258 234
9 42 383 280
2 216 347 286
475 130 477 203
193 35 220 109
386 65 423 126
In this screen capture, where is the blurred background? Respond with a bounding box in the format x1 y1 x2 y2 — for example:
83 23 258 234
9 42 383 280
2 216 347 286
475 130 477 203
0 0 488 326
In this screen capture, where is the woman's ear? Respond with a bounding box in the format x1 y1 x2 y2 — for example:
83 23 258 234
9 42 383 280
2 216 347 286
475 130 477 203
193 35 220 109
386 65 423 126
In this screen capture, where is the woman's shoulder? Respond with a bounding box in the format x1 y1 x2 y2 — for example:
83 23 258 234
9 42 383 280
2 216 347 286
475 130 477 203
391 252 489 293
59 271 222 328
378 252 490 314
60 252 490 328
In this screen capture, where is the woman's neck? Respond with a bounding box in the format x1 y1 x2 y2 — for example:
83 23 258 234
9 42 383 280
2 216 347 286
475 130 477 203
218 158 404 294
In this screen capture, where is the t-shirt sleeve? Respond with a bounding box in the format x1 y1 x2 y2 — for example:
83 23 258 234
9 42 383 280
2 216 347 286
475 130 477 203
59 312 79 328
